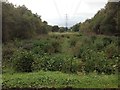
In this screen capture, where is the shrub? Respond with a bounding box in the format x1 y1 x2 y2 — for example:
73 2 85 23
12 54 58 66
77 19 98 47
32 54 84 73
93 36 114 51
72 42 82 58
12 50 34 72
93 38 105 50
81 49 118 74
90 35 97 43
81 36 92 45
49 40 61 53
2 43 16 62
71 58 84 73
105 43 119 59
102 37 112 46
32 39 61 55
69 37 79 47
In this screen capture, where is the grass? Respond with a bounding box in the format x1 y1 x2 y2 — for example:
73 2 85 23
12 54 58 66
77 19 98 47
49 32 80 36
2 71 118 88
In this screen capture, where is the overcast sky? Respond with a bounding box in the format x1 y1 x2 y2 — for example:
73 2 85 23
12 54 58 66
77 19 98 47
8 0 109 27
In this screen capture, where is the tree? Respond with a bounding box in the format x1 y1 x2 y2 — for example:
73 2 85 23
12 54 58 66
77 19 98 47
71 23 80 32
59 27 66 32
52 25 59 32
79 2 120 36
2 2 50 42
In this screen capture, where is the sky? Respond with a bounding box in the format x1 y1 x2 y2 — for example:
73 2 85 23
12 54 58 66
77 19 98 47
7 0 109 27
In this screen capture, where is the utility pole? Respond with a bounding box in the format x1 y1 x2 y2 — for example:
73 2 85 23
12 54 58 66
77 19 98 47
65 14 68 31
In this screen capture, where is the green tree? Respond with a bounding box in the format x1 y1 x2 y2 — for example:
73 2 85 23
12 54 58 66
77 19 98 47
71 23 80 32
52 25 59 32
2 2 50 42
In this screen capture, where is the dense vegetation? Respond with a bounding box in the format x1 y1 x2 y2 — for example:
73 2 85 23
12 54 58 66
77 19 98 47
3 33 119 74
2 2 52 42
2 1 119 89
73 2 120 36
2 2 67 43
2 33 119 88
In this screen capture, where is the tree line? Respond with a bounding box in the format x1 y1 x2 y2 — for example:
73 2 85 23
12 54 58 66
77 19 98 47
2 1 120 42
2 1 69 42
2 2 54 42
72 2 120 36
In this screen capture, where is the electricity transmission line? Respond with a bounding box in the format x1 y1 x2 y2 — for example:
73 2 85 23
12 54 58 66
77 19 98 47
52 0 82 28
52 0 62 19
71 0 82 21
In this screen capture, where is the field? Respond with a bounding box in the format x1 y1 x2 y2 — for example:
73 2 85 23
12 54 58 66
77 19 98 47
2 32 119 89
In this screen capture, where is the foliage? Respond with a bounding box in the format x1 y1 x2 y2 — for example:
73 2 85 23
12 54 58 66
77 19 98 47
79 2 120 36
2 2 50 42
2 71 118 88
69 35 119 74
69 36 79 47
11 50 34 72
71 23 80 32
32 39 61 55
59 27 66 32
52 25 60 32
2 1 120 88
2 33 119 74
32 54 83 73
2 43 16 60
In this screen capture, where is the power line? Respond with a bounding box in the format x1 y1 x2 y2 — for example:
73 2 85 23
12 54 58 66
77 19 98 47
52 0 82 27
52 0 62 19
65 0 82 27
71 0 82 20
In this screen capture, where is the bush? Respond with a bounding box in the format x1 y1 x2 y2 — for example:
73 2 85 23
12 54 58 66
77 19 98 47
81 49 118 74
71 58 84 73
81 36 92 44
3 34 119 75
93 38 105 50
32 54 84 73
105 43 119 59
32 39 61 55
102 37 112 46
72 42 82 58
32 54 63 72
12 50 34 72
2 43 15 61
90 35 97 43
69 35 119 74
48 40 61 53
69 37 79 47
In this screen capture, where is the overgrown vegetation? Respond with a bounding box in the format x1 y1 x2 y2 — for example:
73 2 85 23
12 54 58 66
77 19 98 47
2 1 119 89
3 34 119 75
